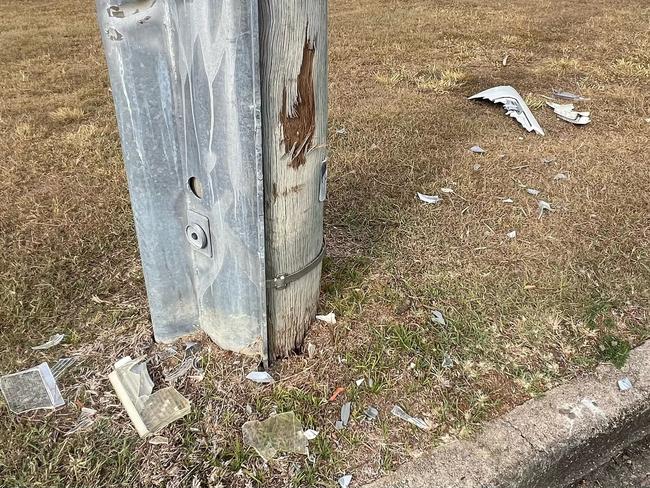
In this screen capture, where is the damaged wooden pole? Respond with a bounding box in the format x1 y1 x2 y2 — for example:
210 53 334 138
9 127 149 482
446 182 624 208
259 1 328 360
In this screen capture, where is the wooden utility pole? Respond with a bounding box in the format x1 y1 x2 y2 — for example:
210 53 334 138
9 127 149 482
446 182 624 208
259 1 329 359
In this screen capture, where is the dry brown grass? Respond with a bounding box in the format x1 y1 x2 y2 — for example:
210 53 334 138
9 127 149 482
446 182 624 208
1 0 649 487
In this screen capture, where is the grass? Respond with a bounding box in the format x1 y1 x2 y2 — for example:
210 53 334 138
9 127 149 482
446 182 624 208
1 0 649 486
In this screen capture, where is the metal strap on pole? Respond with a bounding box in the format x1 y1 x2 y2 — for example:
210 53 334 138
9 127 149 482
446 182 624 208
267 241 326 290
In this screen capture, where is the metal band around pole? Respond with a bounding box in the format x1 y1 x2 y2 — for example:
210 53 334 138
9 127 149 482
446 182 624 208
267 241 326 290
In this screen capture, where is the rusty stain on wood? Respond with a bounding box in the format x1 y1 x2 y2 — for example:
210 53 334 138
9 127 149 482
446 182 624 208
280 37 316 169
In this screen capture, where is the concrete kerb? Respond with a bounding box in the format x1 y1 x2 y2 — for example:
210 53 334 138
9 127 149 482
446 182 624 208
365 341 650 488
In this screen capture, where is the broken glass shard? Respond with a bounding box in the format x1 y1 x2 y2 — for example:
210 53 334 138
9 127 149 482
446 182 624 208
242 411 308 461
0 362 65 414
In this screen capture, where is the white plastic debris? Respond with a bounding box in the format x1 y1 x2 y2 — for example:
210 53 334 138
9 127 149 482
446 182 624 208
341 402 352 426
470 145 486 154
149 435 170 445
0 362 65 414
307 343 317 358
507 230 517 239
618 378 633 392
355 378 364 387
335 127 348 135
469 86 545 136
552 90 588 101
440 187 454 194
32 333 65 350
431 310 446 326
391 405 432 430
365 406 379 420
65 407 97 436
246 371 275 384
546 101 591 125
338 474 353 488
553 173 568 181
538 200 553 218
442 355 454 369
304 429 319 440
417 192 442 204
316 312 336 325
542 157 556 164
526 188 540 196
502 198 514 204
502 54 509 66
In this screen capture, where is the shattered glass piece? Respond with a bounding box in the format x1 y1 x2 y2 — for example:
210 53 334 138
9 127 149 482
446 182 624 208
442 355 454 369
109 356 191 437
469 85 545 136
527 188 540 196
341 402 352 426
0 363 65 414
32 333 65 351
364 406 379 420
546 101 591 125
431 310 446 326
417 192 442 204
51 357 78 379
64 407 97 436
335 420 344 430
470 145 486 154
242 411 308 461
618 378 633 392
391 405 432 430
246 371 275 384
338 474 353 488
553 173 568 181
304 429 319 440
316 312 336 325
552 90 587 101
538 200 553 218
507 230 517 239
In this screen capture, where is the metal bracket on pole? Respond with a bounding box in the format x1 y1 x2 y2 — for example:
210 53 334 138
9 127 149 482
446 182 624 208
97 0 268 360
267 242 326 290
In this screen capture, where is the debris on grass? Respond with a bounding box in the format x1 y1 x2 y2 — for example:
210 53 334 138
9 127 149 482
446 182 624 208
538 200 553 218
431 310 446 326
391 405 432 431
618 377 633 392
246 371 275 384
338 474 353 488
164 342 203 382
0 362 65 414
355 378 364 386
554 173 568 181
502 198 514 204
31 333 65 350
440 187 454 194
502 54 509 66
470 145 486 154
341 401 352 427
64 407 97 436
546 101 591 125
542 157 556 164
527 188 541 196
51 356 77 379
442 355 454 369
417 192 442 204
307 343 317 358
507 230 517 239
109 356 191 437
316 312 337 324
148 435 169 445
329 387 346 402
242 411 309 461
364 406 379 420
304 429 319 440
469 85 545 136
552 89 588 101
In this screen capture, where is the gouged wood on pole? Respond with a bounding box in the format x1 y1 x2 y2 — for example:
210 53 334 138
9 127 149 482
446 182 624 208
259 0 328 359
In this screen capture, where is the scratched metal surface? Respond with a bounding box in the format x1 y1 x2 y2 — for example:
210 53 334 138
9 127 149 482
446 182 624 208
96 0 267 359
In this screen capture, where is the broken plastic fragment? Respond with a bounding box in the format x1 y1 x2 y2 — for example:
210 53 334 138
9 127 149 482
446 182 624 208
51 357 77 379
64 407 97 436
304 429 319 440
335 420 344 430
546 101 591 125
553 173 568 181
109 356 191 437
0 362 65 414
431 310 446 326
316 312 336 325
470 145 486 154
502 198 514 204
341 402 352 426
417 192 442 204
242 411 308 461
32 333 65 350
507 230 517 239
442 355 454 369
526 188 540 196
329 387 346 402
339 474 353 488
148 435 169 445
440 187 454 194
307 343 317 358
618 378 633 392
365 406 379 420
538 200 553 218
246 371 275 384
542 157 556 164
552 90 588 101
469 86 545 136
391 405 432 430
355 378 364 387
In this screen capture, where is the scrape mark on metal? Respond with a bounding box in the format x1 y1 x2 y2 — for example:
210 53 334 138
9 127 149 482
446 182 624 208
280 35 316 169
106 27 123 41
